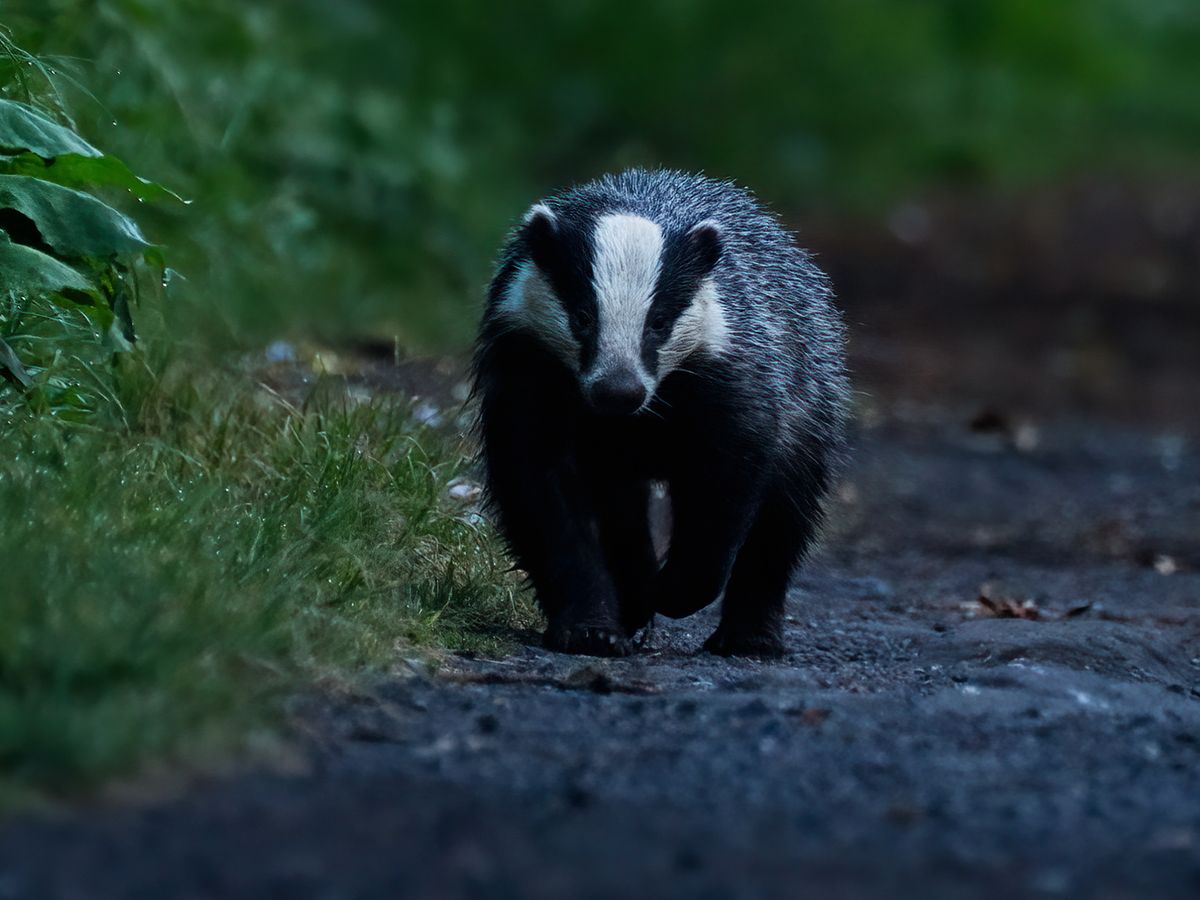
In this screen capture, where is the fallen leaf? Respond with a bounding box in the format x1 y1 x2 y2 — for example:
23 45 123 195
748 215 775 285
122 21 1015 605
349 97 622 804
971 584 1040 620
801 708 830 725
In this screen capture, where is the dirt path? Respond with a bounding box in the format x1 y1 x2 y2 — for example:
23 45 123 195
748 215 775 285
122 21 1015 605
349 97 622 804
2 403 1198 899
4 192 1200 898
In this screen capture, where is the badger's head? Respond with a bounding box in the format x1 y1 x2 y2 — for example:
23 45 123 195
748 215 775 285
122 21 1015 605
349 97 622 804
497 204 729 416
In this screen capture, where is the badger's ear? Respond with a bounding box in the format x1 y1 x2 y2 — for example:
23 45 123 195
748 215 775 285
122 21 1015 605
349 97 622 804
521 203 559 271
686 219 723 274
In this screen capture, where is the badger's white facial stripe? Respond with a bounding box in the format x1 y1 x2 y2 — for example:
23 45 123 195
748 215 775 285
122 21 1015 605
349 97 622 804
494 212 723 396
495 261 580 370
590 214 663 386
656 276 730 378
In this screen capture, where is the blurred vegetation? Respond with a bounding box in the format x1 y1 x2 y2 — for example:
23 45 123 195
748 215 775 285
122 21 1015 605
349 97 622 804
0 34 170 420
0 7 541 805
6 0 1199 348
1 0 1198 804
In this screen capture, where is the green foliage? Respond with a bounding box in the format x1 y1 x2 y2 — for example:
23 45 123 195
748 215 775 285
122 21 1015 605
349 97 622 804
0 27 535 807
0 371 532 805
0 42 175 418
0 99 183 201
0 175 149 256
0 231 92 297
0 97 97 157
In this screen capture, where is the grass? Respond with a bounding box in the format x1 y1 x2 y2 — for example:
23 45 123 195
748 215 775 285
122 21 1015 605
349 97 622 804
3 0 1199 810
0 14 538 813
0 350 536 809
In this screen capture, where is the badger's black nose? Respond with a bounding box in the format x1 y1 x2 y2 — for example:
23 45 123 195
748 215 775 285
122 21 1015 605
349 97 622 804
588 367 647 416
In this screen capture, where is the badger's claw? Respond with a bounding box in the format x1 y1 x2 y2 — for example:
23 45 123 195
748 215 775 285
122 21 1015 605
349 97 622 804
543 622 632 658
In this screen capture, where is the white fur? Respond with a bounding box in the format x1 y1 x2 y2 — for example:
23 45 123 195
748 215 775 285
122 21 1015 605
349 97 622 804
588 214 663 388
495 261 580 370
497 211 728 392
656 276 730 378
524 203 556 226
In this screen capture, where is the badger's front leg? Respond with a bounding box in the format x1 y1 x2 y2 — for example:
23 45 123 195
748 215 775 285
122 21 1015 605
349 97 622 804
654 454 766 622
705 452 833 657
593 476 659 636
478 358 629 657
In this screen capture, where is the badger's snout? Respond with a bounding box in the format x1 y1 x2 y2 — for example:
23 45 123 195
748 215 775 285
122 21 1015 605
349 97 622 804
586 366 647 416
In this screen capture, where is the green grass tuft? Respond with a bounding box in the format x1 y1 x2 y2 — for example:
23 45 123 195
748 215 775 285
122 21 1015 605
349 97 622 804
0 358 536 807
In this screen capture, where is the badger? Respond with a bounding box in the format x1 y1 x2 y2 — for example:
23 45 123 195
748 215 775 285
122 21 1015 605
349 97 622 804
472 169 849 658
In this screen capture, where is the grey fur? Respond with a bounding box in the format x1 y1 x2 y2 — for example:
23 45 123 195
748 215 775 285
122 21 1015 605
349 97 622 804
525 168 851 465
475 169 851 657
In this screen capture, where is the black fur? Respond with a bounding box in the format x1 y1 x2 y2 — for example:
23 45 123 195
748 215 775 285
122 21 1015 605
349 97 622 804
472 170 849 658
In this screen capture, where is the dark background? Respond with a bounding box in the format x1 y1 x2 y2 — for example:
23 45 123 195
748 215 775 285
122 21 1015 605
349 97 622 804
8 0 1199 438
3 4 1200 894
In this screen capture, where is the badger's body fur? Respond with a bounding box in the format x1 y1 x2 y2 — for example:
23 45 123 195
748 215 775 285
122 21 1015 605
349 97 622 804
473 169 849 658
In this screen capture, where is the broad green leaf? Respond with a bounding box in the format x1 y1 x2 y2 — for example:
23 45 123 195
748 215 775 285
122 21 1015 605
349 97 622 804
0 100 101 159
0 335 32 387
0 232 95 298
0 152 185 204
0 175 150 258
0 101 183 203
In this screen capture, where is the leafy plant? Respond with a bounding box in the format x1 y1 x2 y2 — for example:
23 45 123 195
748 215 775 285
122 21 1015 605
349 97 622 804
0 29 533 808
0 39 175 420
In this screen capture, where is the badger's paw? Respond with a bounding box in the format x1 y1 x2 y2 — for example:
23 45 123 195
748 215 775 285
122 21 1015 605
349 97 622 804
543 621 632 658
702 625 784 659
619 596 656 638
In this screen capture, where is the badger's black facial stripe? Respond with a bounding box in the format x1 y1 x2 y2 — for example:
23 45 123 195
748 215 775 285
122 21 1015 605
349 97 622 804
518 208 724 380
686 220 723 273
521 206 601 370
640 222 724 368
522 207 559 273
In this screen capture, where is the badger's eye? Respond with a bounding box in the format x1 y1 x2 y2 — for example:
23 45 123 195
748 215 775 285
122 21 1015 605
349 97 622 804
575 315 596 337
647 310 671 334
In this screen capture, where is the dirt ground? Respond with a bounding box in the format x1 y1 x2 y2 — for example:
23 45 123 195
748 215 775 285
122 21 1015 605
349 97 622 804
1 186 1198 899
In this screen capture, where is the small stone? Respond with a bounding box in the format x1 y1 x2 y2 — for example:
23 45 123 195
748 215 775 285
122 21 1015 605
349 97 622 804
447 479 482 502
1153 554 1179 576
412 400 443 427
264 340 296 363
1014 423 1041 452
